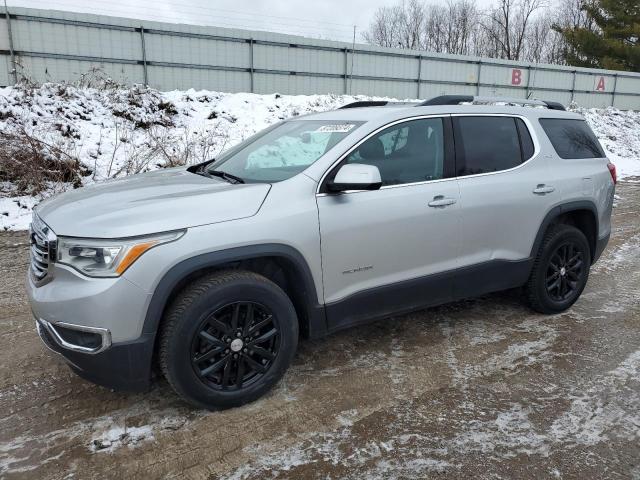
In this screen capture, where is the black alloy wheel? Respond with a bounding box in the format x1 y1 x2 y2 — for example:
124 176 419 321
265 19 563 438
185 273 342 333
191 301 280 391
525 224 591 314
159 270 298 410
545 241 585 302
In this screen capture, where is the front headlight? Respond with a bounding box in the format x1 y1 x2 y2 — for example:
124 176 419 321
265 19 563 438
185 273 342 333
57 230 184 277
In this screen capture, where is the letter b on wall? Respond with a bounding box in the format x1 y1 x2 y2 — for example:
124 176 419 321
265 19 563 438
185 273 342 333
511 69 522 86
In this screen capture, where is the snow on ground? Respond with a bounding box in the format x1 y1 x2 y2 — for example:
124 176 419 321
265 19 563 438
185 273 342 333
0 82 638 231
580 108 640 179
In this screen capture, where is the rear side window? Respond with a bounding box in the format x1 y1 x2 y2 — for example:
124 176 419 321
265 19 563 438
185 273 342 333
539 118 604 159
516 118 535 161
453 116 523 176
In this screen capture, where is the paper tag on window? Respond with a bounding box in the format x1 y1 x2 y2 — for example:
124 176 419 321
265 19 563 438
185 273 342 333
316 124 355 133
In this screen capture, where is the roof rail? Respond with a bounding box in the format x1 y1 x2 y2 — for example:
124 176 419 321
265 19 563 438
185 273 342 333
420 95 474 106
339 100 420 109
340 101 389 109
418 95 566 111
543 101 566 111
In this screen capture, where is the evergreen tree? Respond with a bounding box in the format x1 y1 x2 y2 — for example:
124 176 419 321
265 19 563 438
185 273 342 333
555 0 639 71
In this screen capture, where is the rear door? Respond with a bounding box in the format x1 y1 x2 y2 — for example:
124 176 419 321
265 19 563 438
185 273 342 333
316 116 462 330
453 115 557 295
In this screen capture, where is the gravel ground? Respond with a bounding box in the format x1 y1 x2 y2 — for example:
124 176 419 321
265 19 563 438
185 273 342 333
0 181 639 480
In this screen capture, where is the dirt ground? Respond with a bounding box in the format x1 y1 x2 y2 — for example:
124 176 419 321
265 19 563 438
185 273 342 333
1 181 639 480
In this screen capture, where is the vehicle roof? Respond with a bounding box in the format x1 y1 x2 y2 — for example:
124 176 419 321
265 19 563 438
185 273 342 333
296 104 584 123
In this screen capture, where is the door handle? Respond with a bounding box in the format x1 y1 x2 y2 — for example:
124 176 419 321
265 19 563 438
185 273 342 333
428 195 457 207
533 184 555 195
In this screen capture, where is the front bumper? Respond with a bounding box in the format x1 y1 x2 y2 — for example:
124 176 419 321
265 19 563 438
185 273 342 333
26 262 153 343
36 317 154 392
27 263 156 392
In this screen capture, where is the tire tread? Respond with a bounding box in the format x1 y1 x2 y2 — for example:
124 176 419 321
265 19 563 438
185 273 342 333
525 224 589 314
158 270 295 408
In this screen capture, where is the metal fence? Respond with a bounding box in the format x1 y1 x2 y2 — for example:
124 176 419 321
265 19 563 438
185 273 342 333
1 6 639 109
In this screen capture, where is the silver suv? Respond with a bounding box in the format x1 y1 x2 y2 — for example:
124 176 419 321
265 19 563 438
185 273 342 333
27 95 616 409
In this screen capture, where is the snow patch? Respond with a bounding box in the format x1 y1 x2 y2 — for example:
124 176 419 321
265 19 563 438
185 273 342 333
0 196 37 231
1 83 639 230
90 423 154 452
550 350 640 446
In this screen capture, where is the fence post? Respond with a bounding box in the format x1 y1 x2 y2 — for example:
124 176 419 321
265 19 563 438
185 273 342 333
343 47 348 95
3 0 17 84
416 55 422 99
570 70 577 104
249 38 255 93
611 73 618 108
139 26 148 86
525 65 533 98
476 60 482 95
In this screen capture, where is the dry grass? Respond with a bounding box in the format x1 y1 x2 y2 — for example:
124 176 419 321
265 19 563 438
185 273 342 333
0 127 90 196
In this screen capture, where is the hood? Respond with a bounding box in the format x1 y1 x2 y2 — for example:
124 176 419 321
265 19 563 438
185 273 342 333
37 168 271 238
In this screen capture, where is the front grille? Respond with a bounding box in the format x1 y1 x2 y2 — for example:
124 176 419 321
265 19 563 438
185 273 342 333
29 213 56 284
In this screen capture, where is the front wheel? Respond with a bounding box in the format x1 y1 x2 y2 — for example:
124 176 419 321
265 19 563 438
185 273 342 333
525 224 591 314
159 270 298 410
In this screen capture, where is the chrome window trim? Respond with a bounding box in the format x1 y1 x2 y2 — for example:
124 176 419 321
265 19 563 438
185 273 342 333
315 113 542 196
37 318 112 354
315 114 450 196
450 113 541 182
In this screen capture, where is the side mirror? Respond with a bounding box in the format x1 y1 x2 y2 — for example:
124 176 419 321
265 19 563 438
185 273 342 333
326 163 382 193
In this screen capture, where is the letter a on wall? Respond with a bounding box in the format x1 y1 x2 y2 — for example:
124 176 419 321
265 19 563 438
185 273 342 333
511 69 522 86
595 76 606 91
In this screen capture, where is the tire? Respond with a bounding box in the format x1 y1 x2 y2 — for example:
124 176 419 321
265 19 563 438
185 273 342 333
525 224 591 314
159 270 298 410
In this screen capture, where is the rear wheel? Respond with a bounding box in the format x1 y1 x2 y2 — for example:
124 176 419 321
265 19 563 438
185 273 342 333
525 224 591 314
159 270 298 409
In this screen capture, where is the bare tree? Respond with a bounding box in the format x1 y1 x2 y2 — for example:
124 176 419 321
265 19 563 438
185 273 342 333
481 0 547 60
362 0 593 66
401 0 427 50
447 0 480 55
524 12 553 62
361 5 403 48
362 0 426 49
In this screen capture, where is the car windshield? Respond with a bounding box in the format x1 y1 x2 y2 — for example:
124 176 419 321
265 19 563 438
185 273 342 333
206 120 363 183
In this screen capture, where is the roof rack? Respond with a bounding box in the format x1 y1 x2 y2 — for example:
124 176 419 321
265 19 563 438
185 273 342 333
340 101 388 109
419 95 566 110
339 101 419 109
339 96 566 111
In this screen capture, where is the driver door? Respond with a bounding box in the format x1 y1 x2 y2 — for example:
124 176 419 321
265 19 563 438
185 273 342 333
316 116 462 331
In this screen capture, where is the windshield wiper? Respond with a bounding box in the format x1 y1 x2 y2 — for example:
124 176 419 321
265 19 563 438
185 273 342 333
208 170 245 184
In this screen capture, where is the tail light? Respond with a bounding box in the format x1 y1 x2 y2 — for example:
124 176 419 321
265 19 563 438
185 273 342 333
607 162 617 185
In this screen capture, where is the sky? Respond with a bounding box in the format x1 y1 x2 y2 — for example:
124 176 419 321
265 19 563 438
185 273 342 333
7 0 496 43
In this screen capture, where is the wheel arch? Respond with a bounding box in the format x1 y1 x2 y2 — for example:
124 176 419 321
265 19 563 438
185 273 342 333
142 244 326 343
530 201 599 264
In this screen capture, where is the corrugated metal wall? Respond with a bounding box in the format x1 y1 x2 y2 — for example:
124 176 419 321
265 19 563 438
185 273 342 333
1 7 639 109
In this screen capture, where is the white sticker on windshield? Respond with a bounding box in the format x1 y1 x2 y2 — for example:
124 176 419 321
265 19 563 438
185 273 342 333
316 124 356 133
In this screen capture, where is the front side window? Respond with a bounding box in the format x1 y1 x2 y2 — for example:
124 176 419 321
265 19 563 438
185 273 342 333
453 116 523 176
209 120 363 183
539 118 604 159
344 118 445 186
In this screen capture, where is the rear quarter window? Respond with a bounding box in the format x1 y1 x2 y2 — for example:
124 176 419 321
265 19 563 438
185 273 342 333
453 116 523 176
539 118 605 159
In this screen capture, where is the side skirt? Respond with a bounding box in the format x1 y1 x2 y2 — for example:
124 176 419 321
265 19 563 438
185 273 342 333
323 258 533 335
